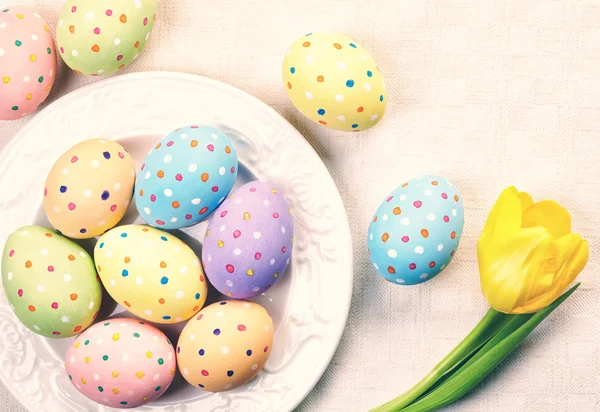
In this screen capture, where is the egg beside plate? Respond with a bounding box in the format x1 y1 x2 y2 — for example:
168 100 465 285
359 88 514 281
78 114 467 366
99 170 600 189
0 6 56 120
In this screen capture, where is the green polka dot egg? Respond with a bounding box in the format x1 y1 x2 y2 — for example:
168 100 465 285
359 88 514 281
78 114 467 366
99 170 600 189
56 0 156 76
1 225 102 338
282 32 387 132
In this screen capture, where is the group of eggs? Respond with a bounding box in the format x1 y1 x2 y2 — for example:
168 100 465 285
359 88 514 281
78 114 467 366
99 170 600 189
1 125 294 408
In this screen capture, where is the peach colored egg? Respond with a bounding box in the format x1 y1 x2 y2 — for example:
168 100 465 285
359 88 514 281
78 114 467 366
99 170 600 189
65 318 176 409
0 6 57 120
176 300 274 392
43 139 135 239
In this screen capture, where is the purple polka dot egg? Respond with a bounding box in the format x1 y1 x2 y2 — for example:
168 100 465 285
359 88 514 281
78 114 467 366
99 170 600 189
202 181 294 299
135 125 238 229
367 175 464 285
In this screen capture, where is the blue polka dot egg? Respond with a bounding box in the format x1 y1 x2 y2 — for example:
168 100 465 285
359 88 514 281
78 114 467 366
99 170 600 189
367 176 464 285
135 125 238 229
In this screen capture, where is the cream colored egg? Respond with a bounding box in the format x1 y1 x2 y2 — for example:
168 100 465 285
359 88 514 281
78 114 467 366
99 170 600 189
43 139 135 239
282 32 387 132
176 300 274 392
94 225 207 324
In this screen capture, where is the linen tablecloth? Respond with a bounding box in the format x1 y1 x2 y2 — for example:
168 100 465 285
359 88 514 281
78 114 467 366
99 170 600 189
1 0 599 411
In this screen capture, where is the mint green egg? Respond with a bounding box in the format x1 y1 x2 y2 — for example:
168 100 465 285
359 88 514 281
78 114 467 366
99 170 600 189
56 0 156 76
1 226 102 338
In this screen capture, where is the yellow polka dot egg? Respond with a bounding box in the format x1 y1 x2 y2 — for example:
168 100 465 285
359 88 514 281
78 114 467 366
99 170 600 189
56 0 156 76
94 225 208 324
0 6 57 120
65 318 176 409
43 139 136 239
282 32 387 132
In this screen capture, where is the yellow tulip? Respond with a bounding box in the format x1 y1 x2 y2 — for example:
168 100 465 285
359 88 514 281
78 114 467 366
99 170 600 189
478 187 589 314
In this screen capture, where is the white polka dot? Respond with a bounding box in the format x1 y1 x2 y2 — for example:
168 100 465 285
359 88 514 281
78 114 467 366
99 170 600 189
269 258 275 265
151 373 160 383
164 189 173 197
32 324 40 331
427 213 436 221
252 364 258 371
163 155 172 163
364 84 372 92
143 207 151 215
370 114 379 121
0 49 4 56
221 345 229 354
180 266 188 274
305 91 313 99
31 34 38 41
306 55 314 64
93 373 100 381
182 368 189 376
420 273 429 279
414 246 424 254
264 324 270 332
388 249 398 258
170 217 178 223
61 167 68 175
72 50 78 57
224 384 233 390
63 274 72 282
136 277 143 285
335 94 344 102
20 230 29 236
34 13 41 18
83 189 93 198
233 248 242 256
97 69 104 74
168 353 173 361
396 278 406 284
452 209 457 216
193 258 200 267
220 224 226 232
400 194 407 201
253 231 262 239
252 287 260 293
7 272 12 281
145 32 150 40
122 353 129 361
88 301 94 309
186 163 198 173
180 133 189 139
109 279 116 287
219 167 226 175
128 390 134 397
176 290 184 299
191 198 201 205
119 322 127 328
134 0 143 8
189 334 195 341
243 302 251 308
144 309 152 316
53 205 60 213
22 75 30 83
39 248 49 257
61 316 69 323
226 280 233 287
80 251 86 257
114 182 122 191
91 160 100 168
337 115 346 121
336 62 346 70
105 250 112 258
235 197 243 204
401 217 410 225
144 171 151 179
114 38 121 46
437 244 444 251
382 214 388 221
361 55 367 60
70 356 75 364
286 258 290 265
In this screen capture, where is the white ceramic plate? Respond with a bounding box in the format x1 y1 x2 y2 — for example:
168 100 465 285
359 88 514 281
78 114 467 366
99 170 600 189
0 72 353 412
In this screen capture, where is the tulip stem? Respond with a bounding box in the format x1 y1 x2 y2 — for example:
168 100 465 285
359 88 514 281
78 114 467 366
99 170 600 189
370 308 510 412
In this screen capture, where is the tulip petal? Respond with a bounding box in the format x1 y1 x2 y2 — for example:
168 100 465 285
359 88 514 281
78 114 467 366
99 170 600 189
511 237 589 314
518 191 534 211
480 187 522 244
522 200 571 239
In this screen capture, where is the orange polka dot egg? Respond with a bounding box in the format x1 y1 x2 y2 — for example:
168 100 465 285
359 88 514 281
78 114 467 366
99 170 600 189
282 32 387 132
1 225 101 338
0 6 57 120
65 318 176 409
43 139 136 239
177 300 274 392
56 0 156 76
367 176 464 285
94 225 208 324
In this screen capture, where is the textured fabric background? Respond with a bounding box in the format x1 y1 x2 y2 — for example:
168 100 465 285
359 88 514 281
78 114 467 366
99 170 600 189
1 0 599 411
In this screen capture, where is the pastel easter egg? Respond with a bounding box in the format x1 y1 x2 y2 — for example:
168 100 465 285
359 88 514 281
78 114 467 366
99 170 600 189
94 225 207 323
202 181 294 299
135 125 238 229
282 32 387 132
177 300 274 392
43 139 136 239
65 318 176 408
0 6 57 120
367 176 464 285
56 0 156 76
1 225 101 338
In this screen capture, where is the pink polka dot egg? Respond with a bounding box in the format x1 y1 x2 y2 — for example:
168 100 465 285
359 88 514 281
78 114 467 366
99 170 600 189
367 175 464 285
56 0 156 76
65 318 176 409
0 6 57 120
